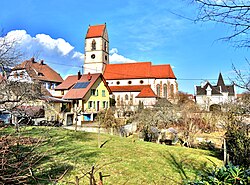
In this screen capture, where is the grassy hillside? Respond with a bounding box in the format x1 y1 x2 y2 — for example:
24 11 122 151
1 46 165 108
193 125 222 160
3 127 223 184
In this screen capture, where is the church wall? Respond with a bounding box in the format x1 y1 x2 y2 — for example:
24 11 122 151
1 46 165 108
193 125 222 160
112 91 139 107
107 77 178 99
107 78 151 86
135 97 157 107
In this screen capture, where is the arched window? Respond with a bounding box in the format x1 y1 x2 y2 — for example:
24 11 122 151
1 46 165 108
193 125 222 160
117 95 120 106
156 84 160 96
163 84 167 98
170 84 174 98
130 94 133 105
104 41 107 51
125 94 128 100
91 39 96 50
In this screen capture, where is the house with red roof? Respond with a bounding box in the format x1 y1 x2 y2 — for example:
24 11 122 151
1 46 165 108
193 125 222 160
9 57 63 96
83 24 178 109
55 72 112 124
6 58 67 123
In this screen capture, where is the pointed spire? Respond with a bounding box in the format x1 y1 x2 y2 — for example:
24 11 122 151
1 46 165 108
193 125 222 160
217 73 226 92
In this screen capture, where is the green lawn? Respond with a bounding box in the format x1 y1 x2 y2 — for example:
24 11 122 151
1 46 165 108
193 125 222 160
2 126 223 185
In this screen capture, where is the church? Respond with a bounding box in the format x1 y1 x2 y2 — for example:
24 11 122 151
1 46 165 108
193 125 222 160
83 23 178 108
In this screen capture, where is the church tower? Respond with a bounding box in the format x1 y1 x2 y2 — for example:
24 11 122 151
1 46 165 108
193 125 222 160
84 24 109 74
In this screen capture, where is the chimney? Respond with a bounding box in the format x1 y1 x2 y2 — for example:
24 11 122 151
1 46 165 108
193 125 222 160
40 60 44 65
77 71 81 80
31 57 35 63
88 72 92 81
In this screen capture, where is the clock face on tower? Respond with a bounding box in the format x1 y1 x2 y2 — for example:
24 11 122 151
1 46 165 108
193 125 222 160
91 54 95 59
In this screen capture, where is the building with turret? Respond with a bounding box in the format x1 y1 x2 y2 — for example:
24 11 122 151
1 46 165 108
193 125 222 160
195 73 236 110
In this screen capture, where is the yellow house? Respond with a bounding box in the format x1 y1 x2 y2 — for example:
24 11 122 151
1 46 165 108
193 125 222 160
55 72 112 125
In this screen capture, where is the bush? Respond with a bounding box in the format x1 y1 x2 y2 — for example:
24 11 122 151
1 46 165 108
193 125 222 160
185 163 250 185
225 121 250 168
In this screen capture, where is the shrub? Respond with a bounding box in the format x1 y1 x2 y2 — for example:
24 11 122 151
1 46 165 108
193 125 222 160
185 163 250 185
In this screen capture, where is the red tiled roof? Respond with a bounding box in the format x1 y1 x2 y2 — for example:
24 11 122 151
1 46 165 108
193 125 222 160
55 75 78 90
151 64 176 79
62 73 111 100
136 86 157 98
86 24 105 38
110 85 157 98
13 58 63 83
103 62 176 80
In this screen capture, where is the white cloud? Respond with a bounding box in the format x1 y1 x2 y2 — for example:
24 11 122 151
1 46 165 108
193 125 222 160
1 30 137 78
35 34 74 55
109 48 136 64
1 30 84 78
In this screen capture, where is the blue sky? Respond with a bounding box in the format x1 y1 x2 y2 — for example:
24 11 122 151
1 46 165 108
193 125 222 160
1 0 249 94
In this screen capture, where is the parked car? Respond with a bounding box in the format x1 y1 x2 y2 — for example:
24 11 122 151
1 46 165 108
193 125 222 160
0 111 12 127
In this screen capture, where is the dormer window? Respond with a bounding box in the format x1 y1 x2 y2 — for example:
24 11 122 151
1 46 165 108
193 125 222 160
91 39 96 50
38 72 44 76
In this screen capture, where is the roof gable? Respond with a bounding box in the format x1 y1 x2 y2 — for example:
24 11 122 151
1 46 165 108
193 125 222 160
86 24 106 38
136 86 157 98
13 58 63 83
62 73 111 100
196 73 235 96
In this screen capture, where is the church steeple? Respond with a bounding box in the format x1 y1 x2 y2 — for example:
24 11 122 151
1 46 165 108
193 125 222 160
217 73 227 92
84 24 109 74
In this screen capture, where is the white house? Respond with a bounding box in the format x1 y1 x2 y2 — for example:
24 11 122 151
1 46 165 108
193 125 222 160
195 73 236 110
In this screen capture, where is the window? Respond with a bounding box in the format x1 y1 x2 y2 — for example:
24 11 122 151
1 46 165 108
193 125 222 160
156 84 160 96
88 101 95 109
102 90 106 97
130 94 133 105
91 39 96 50
116 81 120 85
20 72 23 78
104 41 107 51
170 84 174 98
61 90 64 95
91 89 98 96
125 94 128 100
128 81 132 85
48 83 52 89
140 80 144 84
103 101 106 108
88 101 92 109
163 84 167 98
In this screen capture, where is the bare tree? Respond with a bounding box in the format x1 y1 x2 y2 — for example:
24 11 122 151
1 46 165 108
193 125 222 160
231 62 250 91
0 30 22 68
194 0 250 48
